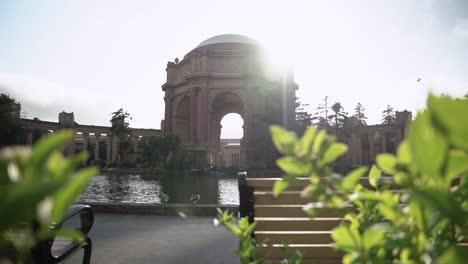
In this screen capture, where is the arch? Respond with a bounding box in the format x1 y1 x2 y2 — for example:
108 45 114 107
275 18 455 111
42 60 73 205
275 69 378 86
174 95 190 144
219 113 243 168
209 91 246 167
210 90 246 117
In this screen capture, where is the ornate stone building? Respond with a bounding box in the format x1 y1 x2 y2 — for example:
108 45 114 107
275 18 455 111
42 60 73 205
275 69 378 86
20 112 161 163
162 34 298 169
345 111 412 166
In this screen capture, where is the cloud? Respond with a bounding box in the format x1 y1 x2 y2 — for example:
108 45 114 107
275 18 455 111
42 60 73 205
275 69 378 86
453 18 468 39
0 72 67 105
0 72 103 124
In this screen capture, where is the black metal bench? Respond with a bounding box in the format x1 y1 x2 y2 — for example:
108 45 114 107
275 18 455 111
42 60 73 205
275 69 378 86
31 204 94 264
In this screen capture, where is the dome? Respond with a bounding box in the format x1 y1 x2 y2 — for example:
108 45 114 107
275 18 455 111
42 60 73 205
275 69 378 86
196 34 257 48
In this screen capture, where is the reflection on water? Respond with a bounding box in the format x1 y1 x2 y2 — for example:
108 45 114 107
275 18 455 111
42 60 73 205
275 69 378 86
79 174 239 205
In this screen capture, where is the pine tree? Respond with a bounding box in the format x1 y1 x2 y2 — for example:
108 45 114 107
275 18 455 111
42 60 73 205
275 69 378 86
0 94 26 147
328 102 348 137
311 96 331 129
353 102 367 126
110 108 133 160
295 101 312 130
381 105 396 124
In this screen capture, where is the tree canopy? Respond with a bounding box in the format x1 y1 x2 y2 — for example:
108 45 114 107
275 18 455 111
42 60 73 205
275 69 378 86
139 136 179 168
328 102 348 137
0 94 26 147
311 96 331 129
353 102 367 126
295 101 312 131
110 108 132 160
381 104 396 124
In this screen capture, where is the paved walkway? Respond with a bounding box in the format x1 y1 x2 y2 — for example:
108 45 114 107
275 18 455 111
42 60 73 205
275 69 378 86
67 214 239 264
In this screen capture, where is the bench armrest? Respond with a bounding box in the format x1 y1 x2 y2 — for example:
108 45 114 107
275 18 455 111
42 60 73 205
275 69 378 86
61 204 94 235
238 172 254 224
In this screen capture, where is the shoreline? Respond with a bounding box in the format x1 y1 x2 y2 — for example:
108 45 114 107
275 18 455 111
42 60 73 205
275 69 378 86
80 201 239 216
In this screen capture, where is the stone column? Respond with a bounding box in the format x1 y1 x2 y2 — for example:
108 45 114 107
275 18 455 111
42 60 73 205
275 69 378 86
69 132 76 156
396 128 403 150
27 131 33 146
368 134 375 163
200 88 209 145
349 133 358 165
82 133 89 152
112 136 119 161
189 89 198 144
164 94 173 136
132 137 139 162
381 133 387 153
106 136 112 162
356 135 362 165
94 134 100 161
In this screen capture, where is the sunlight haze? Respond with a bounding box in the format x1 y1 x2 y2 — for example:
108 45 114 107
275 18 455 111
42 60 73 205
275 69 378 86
1 0 467 138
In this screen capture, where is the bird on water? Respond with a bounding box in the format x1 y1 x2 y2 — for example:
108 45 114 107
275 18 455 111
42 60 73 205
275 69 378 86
190 192 200 204
160 193 169 203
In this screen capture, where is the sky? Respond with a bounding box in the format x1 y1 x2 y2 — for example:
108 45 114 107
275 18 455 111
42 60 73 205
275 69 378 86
0 0 467 138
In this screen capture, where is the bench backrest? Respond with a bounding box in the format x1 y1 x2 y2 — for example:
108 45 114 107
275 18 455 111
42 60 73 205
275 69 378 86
238 172 397 263
32 204 94 264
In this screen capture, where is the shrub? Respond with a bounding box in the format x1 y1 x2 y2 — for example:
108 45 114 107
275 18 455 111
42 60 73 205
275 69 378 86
218 94 468 263
0 130 98 263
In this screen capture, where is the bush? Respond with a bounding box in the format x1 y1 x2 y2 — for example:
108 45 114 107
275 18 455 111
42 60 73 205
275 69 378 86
218 94 468 263
0 131 98 263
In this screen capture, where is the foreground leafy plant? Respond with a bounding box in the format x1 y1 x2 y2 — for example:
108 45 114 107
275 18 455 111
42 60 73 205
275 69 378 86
271 94 468 263
216 209 302 264
0 131 98 263
222 94 467 263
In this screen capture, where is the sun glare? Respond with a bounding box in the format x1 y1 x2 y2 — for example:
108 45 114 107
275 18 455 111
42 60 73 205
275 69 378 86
258 39 294 78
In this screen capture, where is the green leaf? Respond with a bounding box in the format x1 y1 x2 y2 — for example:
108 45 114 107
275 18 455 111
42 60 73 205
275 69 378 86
239 216 249 230
29 130 74 178
362 225 386 250
408 111 448 176
312 130 326 155
273 180 289 197
276 157 312 176
51 167 98 223
53 229 85 246
438 246 468 264
320 143 348 167
397 141 411 164
446 150 468 182
342 167 367 192
369 165 381 189
244 221 256 237
0 181 63 231
376 154 397 174
270 125 298 155
412 188 465 227
428 94 468 150
331 226 360 252
296 126 316 156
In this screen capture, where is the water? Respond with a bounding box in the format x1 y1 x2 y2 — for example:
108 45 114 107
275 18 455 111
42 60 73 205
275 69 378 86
79 173 239 205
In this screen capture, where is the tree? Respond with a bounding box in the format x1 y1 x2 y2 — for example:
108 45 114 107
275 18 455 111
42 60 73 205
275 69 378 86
328 102 348 137
311 96 331 129
110 108 132 160
381 104 396 124
295 101 312 131
140 136 179 168
353 102 367 126
0 93 26 147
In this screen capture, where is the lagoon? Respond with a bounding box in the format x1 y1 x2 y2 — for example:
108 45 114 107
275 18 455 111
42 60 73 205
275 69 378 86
79 173 239 205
